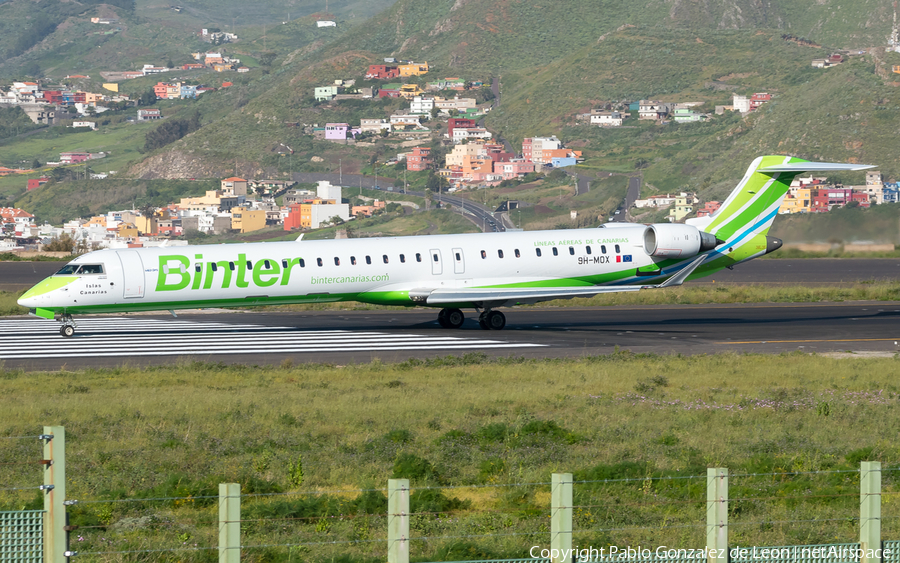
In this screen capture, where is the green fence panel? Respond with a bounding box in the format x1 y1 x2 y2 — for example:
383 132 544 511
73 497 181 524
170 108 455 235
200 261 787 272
883 541 900 563
0 510 43 562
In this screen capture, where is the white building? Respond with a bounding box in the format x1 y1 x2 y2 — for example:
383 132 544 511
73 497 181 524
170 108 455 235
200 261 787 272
452 127 492 143
360 118 392 134
317 180 342 202
409 96 435 115
308 203 350 229
390 114 422 128
435 97 477 113
733 95 751 114
590 111 625 127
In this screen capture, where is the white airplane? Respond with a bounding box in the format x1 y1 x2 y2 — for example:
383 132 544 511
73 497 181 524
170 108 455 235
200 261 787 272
18 156 873 337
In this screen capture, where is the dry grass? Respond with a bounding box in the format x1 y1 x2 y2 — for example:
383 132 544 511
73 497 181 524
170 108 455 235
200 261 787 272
1 353 899 561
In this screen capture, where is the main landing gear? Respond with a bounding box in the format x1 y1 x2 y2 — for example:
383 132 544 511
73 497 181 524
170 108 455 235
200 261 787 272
436 308 506 330
58 314 76 338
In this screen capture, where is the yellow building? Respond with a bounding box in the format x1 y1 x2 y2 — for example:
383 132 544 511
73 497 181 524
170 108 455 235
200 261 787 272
86 216 107 227
134 216 158 235
779 188 811 214
667 193 698 222
231 206 266 233
117 222 139 238
399 62 429 77
398 84 424 98
179 191 224 211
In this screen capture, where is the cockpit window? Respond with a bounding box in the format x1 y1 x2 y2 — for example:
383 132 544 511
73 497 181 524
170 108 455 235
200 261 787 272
78 264 104 275
55 264 104 276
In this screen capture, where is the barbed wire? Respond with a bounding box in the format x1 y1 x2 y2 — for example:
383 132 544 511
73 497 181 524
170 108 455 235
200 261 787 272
75 494 221 504
409 482 551 491
239 538 386 549
76 545 218 555
572 474 707 485
410 531 537 541
729 517 859 526
729 469 862 478
0 436 43 440
0 486 42 492
241 486 387 498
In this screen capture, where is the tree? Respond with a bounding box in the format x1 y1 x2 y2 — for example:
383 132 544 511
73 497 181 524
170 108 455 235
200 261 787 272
139 89 157 106
144 111 202 151
31 158 40 169
44 234 75 252
258 52 276 67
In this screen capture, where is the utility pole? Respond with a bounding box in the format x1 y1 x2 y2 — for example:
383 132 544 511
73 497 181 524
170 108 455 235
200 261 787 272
339 159 342 186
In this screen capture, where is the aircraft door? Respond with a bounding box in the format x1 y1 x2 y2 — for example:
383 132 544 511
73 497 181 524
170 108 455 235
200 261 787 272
429 249 442 275
116 250 145 298
452 247 465 274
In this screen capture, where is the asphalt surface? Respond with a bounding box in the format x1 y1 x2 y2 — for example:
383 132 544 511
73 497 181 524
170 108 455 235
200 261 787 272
2 302 899 370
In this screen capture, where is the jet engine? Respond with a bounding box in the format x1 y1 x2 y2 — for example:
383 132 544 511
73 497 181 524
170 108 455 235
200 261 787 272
643 224 721 258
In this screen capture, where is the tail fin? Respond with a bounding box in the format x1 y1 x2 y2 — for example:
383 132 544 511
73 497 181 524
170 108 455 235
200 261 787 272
687 156 875 242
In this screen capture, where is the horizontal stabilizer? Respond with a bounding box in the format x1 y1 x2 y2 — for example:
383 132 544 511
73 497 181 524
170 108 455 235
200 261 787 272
759 162 876 173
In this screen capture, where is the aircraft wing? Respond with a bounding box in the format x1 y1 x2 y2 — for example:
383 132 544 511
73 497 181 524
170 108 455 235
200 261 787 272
410 255 705 306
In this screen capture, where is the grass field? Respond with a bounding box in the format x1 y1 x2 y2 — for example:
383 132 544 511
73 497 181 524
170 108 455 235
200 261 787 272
1 353 899 561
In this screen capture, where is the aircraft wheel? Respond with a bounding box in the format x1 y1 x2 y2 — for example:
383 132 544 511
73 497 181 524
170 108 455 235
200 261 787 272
437 309 450 328
479 315 490 330
60 325 75 338
485 310 506 330
445 308 465 329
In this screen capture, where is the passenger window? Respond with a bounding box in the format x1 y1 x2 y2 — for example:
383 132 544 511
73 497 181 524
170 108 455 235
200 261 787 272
366 256 372 265
568 247 574 255
498 249 504 258
615 244 621 253
536 248 542 257
317 258 323 267
601 245 607 254
211 263 218 272
586 246 592 255
229 262 235 271
351 256 357 265
400 254 406 263
481 250 487 259
264 260 271 269
383 255 389 264
552 247 558 256
281 259 288 268
455 252 461 261
299 259 305 268
247 261 253 270
416 253 422 262
433 253 439 262
515 249 520 258
334 257 340 266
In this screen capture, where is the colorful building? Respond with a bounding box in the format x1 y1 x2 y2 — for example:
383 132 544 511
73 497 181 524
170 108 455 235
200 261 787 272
398 62 429 77
407 147 432 171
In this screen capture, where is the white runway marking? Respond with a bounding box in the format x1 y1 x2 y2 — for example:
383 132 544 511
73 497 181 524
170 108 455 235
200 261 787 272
0 318 544 359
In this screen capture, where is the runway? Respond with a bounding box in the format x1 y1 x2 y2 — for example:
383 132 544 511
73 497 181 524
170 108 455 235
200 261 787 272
2 303 898 370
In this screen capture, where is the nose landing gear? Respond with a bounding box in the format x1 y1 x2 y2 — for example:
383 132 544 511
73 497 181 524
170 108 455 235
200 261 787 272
57 314 77 338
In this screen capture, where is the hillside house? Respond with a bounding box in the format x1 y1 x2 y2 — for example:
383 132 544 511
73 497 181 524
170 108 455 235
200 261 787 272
750 93 771 110
494 159 534 180
72 121 97 130
60 152 91 164
672 108 704 123
360 119 392 134
137 109 162 121
221 177 248 197
667 193 699 222
407 147 432 171
378 83 403 98
696 201 721 217
398 84 424 98
183 63 205 70
452 127 492 143
732 95 751 113
231 207 266 233
366 65 399 80
325 123 354 141
398 62 429 76
410 96 435 115
428 78 466 91
141 64 168 75
638 100 668 120
435 97 477 113
590 110 626 127
390 114 422 130
26 177 49 191
447 118 477 139
522 136 562 164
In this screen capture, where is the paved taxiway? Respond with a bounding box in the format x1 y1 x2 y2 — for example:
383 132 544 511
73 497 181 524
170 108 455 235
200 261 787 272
2 302 898 370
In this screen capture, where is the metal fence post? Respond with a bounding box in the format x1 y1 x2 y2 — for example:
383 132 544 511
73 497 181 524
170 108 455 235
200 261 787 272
551 473 573 563
42 426 65 563
706 468 727 563
861 461 882 563
218 483 240 563
388 479 409 563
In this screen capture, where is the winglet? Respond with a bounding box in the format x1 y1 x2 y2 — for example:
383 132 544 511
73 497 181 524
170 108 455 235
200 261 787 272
655 255 707 288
